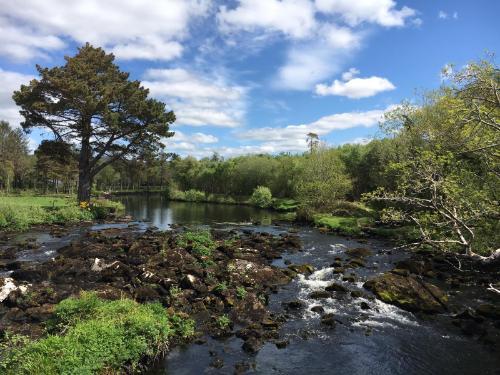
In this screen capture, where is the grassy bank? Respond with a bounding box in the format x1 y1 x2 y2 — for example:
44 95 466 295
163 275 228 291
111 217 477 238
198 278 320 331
0 195 124 230
167 189 298 212
0 292 194 374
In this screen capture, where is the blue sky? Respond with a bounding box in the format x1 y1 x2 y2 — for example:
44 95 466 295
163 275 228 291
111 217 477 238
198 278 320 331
0 0 498 157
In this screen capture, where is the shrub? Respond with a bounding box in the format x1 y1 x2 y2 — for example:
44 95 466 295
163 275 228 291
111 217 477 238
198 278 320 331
177 230 216 257
0 292 194 374
236 286 247 299
183 189 206 202
249 186 273 208
216 314 231 329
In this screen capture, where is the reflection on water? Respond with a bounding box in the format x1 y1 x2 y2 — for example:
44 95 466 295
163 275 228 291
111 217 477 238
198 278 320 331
116 194 281 230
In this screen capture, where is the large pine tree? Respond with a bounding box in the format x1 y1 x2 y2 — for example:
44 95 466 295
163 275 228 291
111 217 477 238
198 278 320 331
14 44 175 202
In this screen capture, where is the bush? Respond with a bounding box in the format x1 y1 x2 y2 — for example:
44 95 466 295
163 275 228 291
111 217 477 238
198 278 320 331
183 189 206 202
249 186 273 208
176 230 216 257
0 292 194 374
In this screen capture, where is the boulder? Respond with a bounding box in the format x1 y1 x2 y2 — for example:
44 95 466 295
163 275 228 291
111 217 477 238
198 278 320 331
325 283 348 293
320 313 336 327
345 248 372 258
309 290 332 299
364 273 448 313
287 264 314 274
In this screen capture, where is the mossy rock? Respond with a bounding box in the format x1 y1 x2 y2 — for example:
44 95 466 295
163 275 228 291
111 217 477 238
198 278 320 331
364 273 448 313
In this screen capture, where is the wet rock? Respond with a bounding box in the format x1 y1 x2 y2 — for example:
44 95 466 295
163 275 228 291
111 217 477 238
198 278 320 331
330 260 343 268
346 258 366 268
320 313 336 327
234 362 250 375
360 302 370 310
345 247 372 258
231 293 267 324
333 267 345 274
287 264 314 274
395 259 427 275
391 268 410 277
364 273 448 313
181 274 208 294
476 304 500 320
275 339 289 349
325 283 348 293
210 357 224 369
342 275 356 283
310 290 332 299
350 290 364 298
311 305 325 314
242 336 263 354
134 285 160 302
284 300 304 310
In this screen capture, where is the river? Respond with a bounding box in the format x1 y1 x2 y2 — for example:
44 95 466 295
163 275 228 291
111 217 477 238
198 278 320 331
3 194 499 374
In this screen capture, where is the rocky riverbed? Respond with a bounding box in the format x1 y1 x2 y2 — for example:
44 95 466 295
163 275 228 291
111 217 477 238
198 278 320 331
0 221 499 374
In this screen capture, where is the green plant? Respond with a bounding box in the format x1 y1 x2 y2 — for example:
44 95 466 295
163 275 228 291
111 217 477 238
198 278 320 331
177 230 216 258
249 186 273 208
236 286 247 299
0 292 194 374
216 314 231 329
169 285 182 298
214 282 228 293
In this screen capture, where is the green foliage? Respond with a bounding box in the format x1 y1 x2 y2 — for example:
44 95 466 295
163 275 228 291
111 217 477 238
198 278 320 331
0 195 122 230
296 147 352 212
177 230 216 257
249 186 273 208
183 189 206 202
0 292 194 374
216 314 231 329
236 286 247 299
214 282 228 292
314 215 374 235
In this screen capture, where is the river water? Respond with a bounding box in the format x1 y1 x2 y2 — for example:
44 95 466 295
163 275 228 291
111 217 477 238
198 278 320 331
3 194 499 374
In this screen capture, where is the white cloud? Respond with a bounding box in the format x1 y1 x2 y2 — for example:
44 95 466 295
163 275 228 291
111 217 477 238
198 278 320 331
217 0 316 39
438 11 458 20
0 0 211 61
315 0 416 27
342 136 372 145
0 68 34 127
438 11 448 19
237 106 391 153
315 69 395 98
143 68 247 127
172 130 218 144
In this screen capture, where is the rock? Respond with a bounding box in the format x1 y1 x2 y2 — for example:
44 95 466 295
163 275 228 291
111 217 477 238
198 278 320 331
320 313 336 327
309 290 332 299
350 290 364 298
364 273 448 313
210 357 224 369
0 277 19 302
325 283 348 293
25 304 54 322
345 248 372 258
391 268 410 277
231 294 267 324
228 259 289 287
347 258 366 268
287 264 315 274
330 260 343 268
242 336 263 354
333 267 345 274
261 317 279 329
311 305 325 314
360 302 370 310
476 304 500 320
134 286 160 302
395 259 427 275
285 300 304 310
181 274 208 294
275 339 289 349
342 275 356 283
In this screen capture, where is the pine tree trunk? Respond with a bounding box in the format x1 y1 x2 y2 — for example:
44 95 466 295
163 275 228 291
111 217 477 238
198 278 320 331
77 133 92 203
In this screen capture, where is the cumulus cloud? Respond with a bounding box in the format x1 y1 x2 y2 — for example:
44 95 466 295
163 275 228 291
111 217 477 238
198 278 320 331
315 68 395 98
236 106 391 153
0 0 210 61
0 68 34 127
315 0 416 27
173 130 219 144
143 68 247 127
217 0 316 39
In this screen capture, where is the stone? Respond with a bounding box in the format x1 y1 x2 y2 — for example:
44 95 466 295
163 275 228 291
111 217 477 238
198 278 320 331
325 283 348 293
242 336 263 354
320 313 336 327
364 273 448 313
345 247 372 258
275 340 289 349
309 290 332 299
476 304 500 320
311 305 325 314
360 302 370 310
287 264 315 274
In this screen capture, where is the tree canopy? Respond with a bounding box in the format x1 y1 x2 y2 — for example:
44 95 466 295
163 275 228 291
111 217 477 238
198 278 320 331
13 43 175 202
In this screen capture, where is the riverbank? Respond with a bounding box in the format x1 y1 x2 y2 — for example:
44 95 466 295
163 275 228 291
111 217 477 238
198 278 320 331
0 195 124 230
0 225 302 373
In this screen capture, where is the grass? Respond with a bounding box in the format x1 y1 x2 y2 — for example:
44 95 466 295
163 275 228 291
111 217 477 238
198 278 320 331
313 214 374 235
272 198 299 212
176 230 216 257
0 195 124 230
0 292 194 375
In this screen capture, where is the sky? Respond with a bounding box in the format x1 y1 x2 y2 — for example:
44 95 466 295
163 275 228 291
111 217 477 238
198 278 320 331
0 0 498 158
